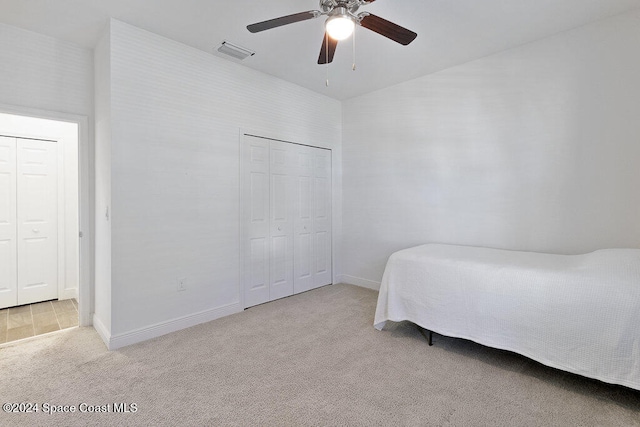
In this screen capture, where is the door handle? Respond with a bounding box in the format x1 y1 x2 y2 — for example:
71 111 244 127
277 226 282 231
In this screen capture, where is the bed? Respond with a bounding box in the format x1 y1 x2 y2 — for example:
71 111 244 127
374 244 640 390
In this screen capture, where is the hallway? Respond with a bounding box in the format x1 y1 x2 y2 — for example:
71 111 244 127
0 299 78 344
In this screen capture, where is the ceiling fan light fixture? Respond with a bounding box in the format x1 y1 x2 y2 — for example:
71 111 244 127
325 14 355 40
246 1 418 66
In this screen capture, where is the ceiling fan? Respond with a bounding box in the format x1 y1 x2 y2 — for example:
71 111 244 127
247 0 417 65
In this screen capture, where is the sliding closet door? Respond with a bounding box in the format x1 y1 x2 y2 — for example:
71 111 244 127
17 138 58 305
242 137 270 308
312 149 332 288
268 141 294 301
0 136 17 309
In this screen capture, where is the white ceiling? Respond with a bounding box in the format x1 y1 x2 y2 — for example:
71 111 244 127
1 0 640 100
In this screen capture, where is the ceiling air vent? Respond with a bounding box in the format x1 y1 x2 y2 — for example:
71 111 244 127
216 41 255 60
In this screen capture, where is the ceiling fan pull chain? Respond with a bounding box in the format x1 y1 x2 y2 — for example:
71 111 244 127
326 32 330 86
352 25 356 71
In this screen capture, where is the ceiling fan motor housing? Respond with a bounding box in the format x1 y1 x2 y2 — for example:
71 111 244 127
320 0 363 16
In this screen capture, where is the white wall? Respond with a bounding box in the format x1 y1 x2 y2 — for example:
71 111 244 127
102 20 341 345
341 10 640 288
0 23 93 116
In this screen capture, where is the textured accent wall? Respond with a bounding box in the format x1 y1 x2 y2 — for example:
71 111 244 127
106 20 342 337
341 10 640 287
0 23 93 116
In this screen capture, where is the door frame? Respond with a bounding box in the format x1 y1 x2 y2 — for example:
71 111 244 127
0 103 91 326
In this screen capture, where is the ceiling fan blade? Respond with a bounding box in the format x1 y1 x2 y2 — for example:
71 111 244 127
247 11 318 33
318 33 338 64
359 14 417 45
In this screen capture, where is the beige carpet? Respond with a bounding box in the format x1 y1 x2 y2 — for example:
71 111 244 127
1 284 638 426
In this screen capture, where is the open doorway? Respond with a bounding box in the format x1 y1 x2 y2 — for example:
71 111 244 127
0 111 86 344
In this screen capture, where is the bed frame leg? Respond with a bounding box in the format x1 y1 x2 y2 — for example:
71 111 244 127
417 325 434 346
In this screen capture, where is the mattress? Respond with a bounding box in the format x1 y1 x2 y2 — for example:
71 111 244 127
374 244 640 390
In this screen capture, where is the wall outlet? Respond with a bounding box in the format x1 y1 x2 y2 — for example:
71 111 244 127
177 278 187 292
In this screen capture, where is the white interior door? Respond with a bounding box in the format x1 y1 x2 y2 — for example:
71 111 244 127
242 135 331 308
0 136 17 309
313 149 332 288
17 138 58 305
269 140 294 301
242 136 270 307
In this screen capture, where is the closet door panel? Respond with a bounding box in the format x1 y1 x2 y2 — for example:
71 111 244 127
269 141 294 301
243 137 270 307
293 145 314 293
312 149 332 288
17 138 58 305
0 136 17 309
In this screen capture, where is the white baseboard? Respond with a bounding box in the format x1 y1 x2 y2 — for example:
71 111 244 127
92 313 111 349
105 303 242 350
338 275 381 291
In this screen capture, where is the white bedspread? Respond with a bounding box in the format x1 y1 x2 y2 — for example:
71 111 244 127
374 244 640 390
